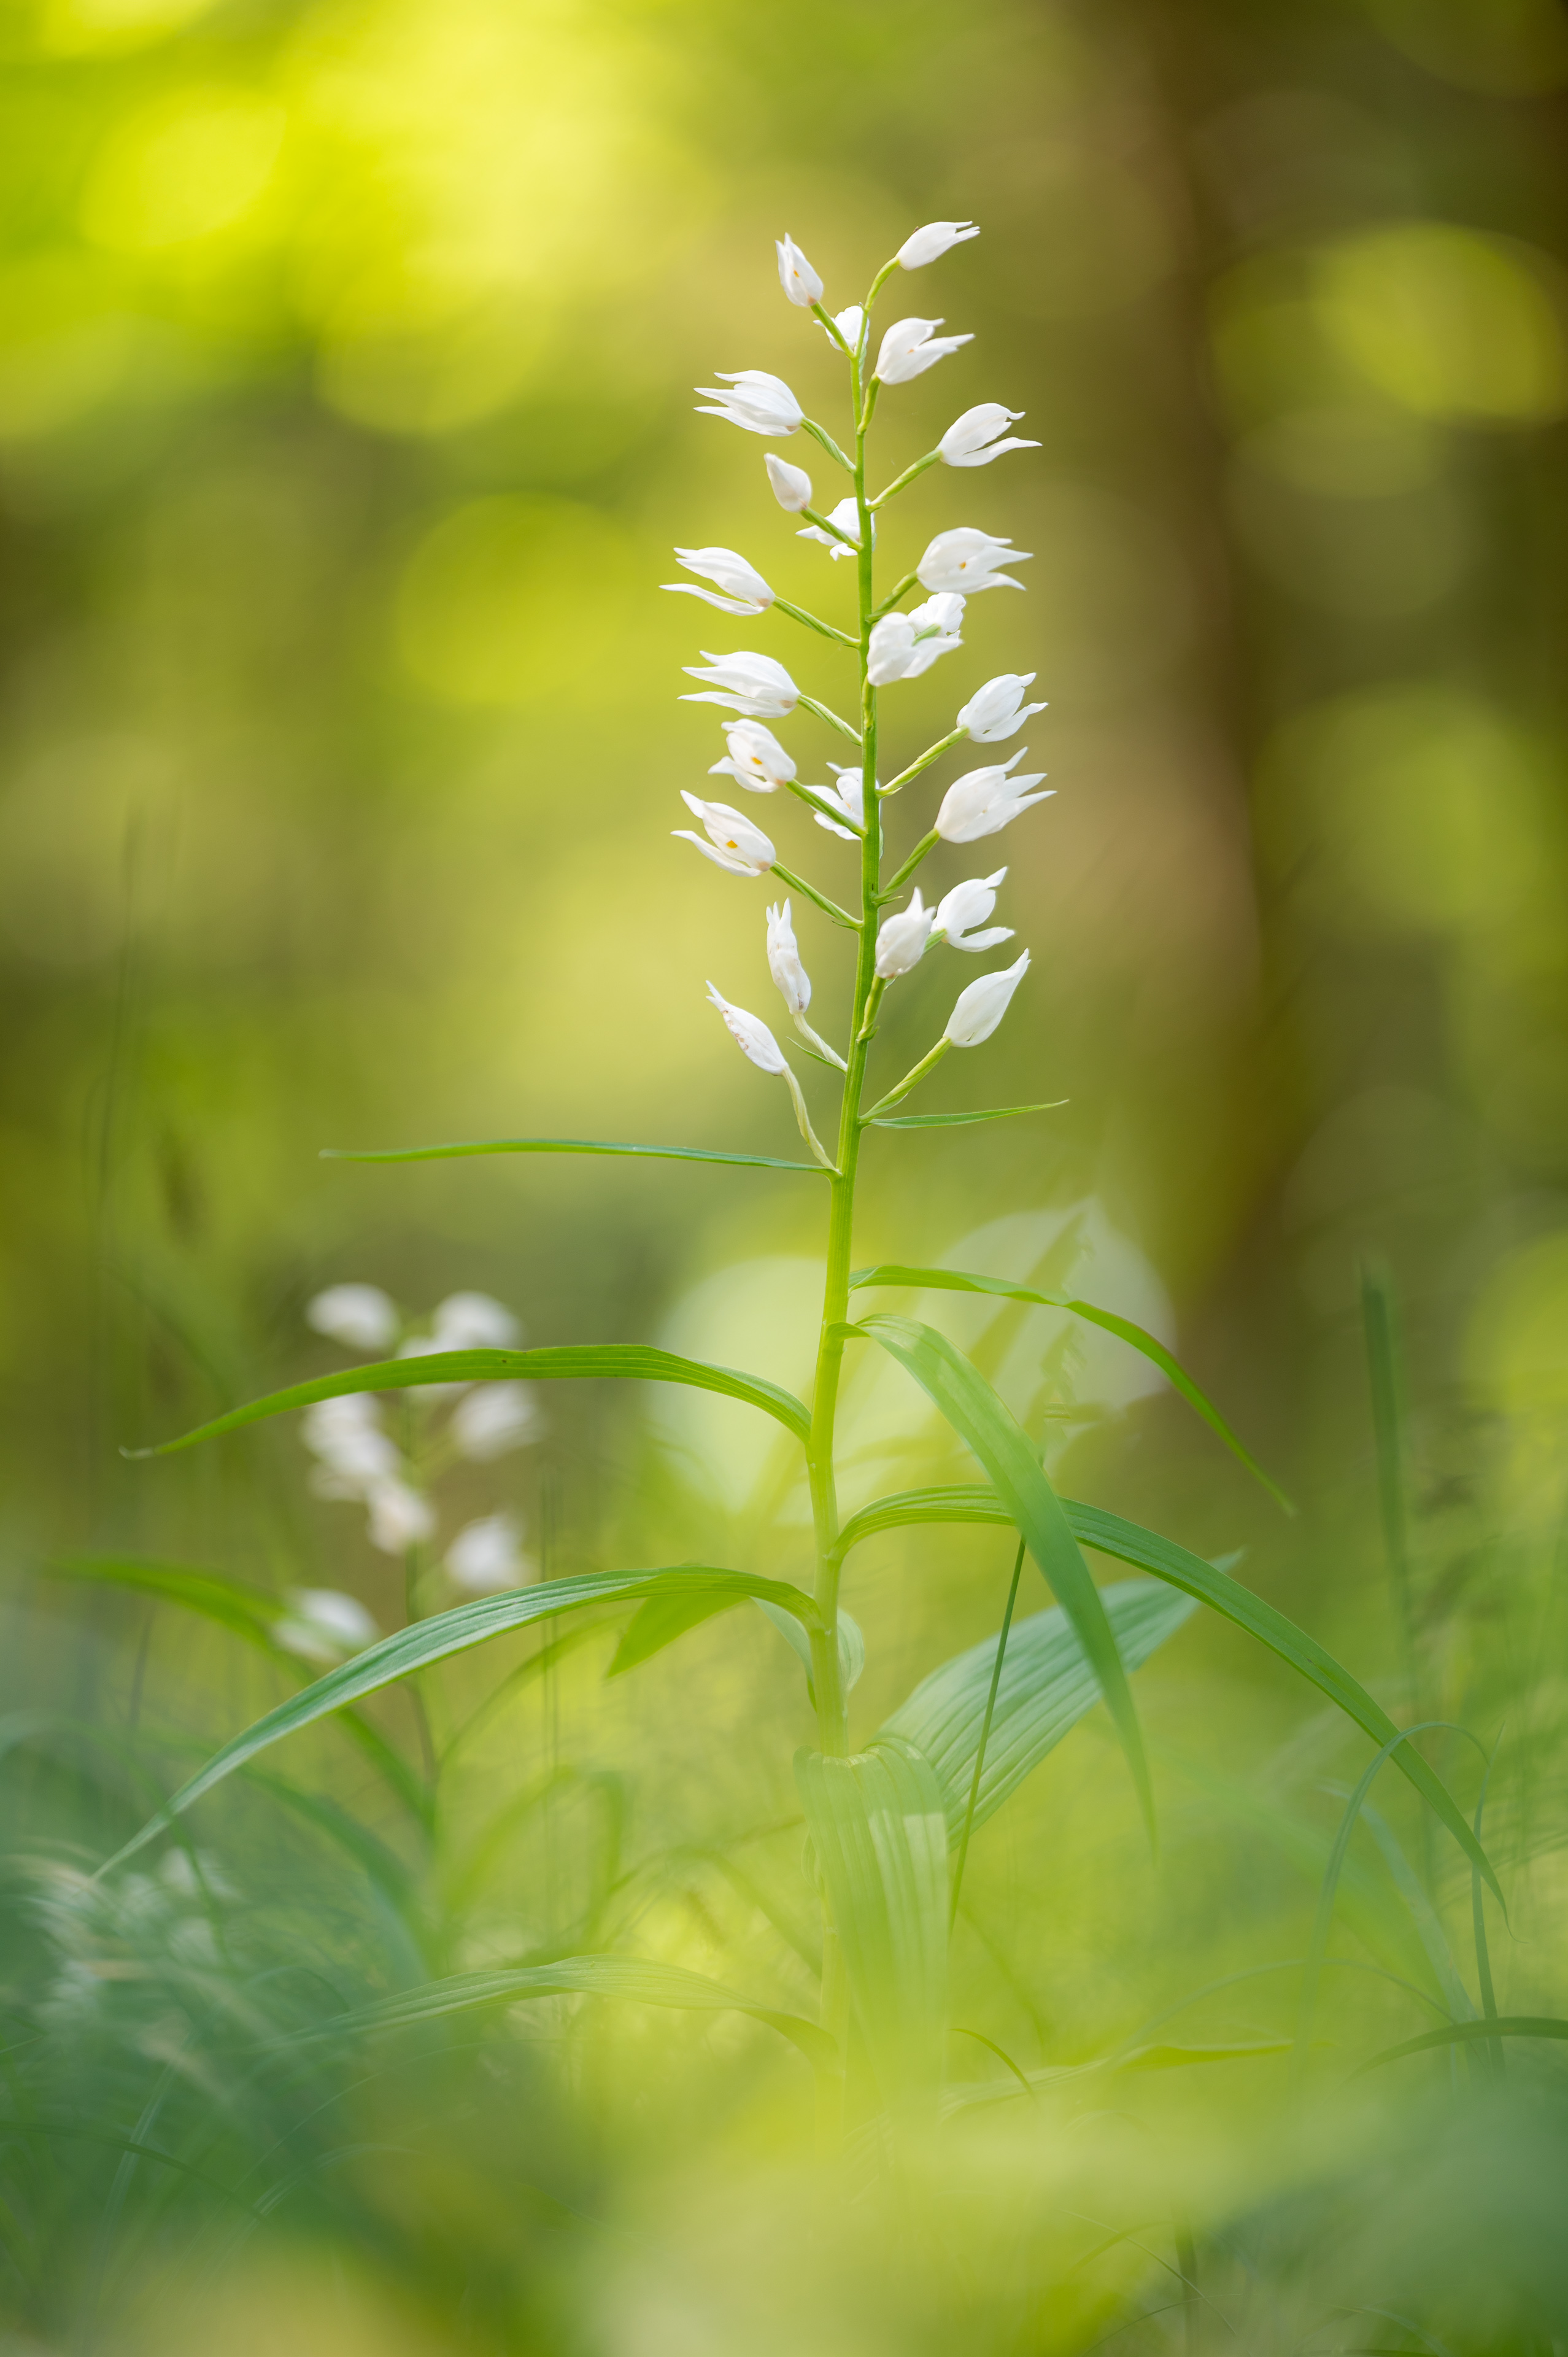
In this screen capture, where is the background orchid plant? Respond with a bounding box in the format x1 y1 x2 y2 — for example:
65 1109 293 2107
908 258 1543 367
100 221 1497 2132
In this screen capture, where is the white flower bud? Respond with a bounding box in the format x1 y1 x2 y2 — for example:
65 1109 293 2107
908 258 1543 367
775 233 823 308
274 1588 379 1665
706 983 787 1074
680 649 798 719
449 1382 542 1459
693 370 802 437
938 404 1040 467
302 1393 400 1494
766 899 812 1015
829 304 865 354
875 889 936 979
874 317 973 385
797 495 868 560
306 1285 397 1352
814 764 865 839
365 1479 436 1555
898 220 981 269
765 453 813 512
432 1292 520 1350
673 794 776 877
917 528 1033 594
944 950 1030 1047
662 546 774 616
934 867 1013 954
936 751 1053 843
446 1511 531 1595
957 671 1048 743
709 719 795 793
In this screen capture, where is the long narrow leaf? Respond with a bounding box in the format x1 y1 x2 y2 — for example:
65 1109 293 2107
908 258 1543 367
1356 2017 1568 2073
835 1483 1006 1556
884 1579 1195 1841
851 1265 1291 1511
306 1956 835 2070
795 1738 949 2102
868 1104 1064 1131
322 1136 828 1175
103 1566 821 1871
856 1315 1155 1843
126 1344 811 1459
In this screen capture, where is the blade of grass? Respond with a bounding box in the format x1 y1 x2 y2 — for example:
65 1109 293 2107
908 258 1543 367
322 1136 828 1175
948 1537 1025 1925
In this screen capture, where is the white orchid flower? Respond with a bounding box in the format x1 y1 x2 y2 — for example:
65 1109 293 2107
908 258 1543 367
898 220 981 269
917 527 1033 594
706 984 835 1167
662 547 774 617
365 1479 436 1555
813 764 866 839
446 1511 531 1595
867 600 963 687
693 369 802 437
957 671 1048 743
775 233 823 308
306 1285 397 1352
432 1291 520 1350
797 495 868 560
674 794 776 877
680 649 798 718
765 454 813 512
938 404 1040 467
873 317 973 385
766 899 812 1015
944 950 1031 1047
449 1380 542 1460
934 867 1014 953
301 1393 399 1497
709 719 795 793
875 889 937 978
827 303 865 354
274 1588 379 1666
936 749 1053 843
395 1331 471 1399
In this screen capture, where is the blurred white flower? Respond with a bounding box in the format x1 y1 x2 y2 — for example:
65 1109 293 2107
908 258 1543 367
766 899 811 1015
433 1292 521 1350
366 1479 436 1555
274 1587 379 1666
874 317 973 385
706 983 787 1074
875 890 936 978
957 672 1048 743
764 453 813 512
680 650 798 719
775 233 823 308
446 1512 532 1595
709 719 795 793
449 1381 543 1460
662 547 774 616
917 528 1033 594
673 795 776 877
938 404 1040 467
693 370 802 436
395 1332 470 1400
813 764 865 839
898 220 981 269
935 867 1013 953
797 496 868 560
302 1393 398 1496
944 950 1031 1047
306 1285 398 1352
936 751 1053 843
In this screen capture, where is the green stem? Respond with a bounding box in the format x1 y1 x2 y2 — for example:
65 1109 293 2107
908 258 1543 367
798 504 860 551
811 300 852 356
870 451 939 509
770 862 860 932
797 694 862 745
870 570 920 621
774 599 858 648
881 729 966 800
950 1536 1026 1926
800 416 854 473
879 829 940 900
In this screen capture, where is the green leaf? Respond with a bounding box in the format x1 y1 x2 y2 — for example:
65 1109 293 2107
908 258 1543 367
835 1483 1006 1557
795 1737 949 2102
868 1103 1066 1131
882 1578 1195 1842
607 1590 742 1676
104 1567 822 1871
306 1955 835 2071
850 1266 1292 1512
1355 2016 1568 2075
321 1136 827 1175
47 1554 285 1639
126 1344 812 1459
855 1315 1156 1844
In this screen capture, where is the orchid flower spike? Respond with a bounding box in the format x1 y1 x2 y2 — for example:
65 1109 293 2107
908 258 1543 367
680 649 798 718
874 317 973 385
934 868 1014 954
693 370 802 437
917 527 1033 594
673 793 776 877
663 548 774 616
767 899 848 1069
765 454 813 512
814 764 865 839
875 889 937 979
898 220 981 269
937 749 1053 843
306 1284 398 1352
944 950 1031 1047
939 404 1041 467
797 496 868 560
709 719 795 792
706 982 836 1167
776 233 823 309
957 671 1048 743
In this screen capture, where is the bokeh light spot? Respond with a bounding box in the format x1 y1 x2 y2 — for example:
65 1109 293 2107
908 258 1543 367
395 495 634 705
1316 224 1568 422
80 87 287 251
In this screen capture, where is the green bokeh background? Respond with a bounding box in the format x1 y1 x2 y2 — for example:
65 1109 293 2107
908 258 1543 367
3 0 1568 2344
